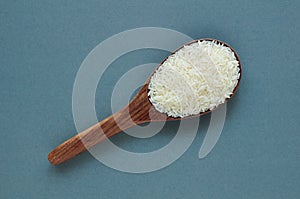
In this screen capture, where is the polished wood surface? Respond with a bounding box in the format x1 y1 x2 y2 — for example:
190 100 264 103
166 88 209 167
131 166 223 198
48 39 242 165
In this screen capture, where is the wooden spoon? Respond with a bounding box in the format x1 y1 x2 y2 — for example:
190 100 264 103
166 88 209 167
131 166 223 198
48 38 242 165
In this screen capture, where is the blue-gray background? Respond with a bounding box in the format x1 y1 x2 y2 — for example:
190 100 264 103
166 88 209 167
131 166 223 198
1 0 299 198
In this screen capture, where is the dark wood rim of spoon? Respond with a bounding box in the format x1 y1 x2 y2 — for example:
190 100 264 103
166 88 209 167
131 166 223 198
140 38 242 121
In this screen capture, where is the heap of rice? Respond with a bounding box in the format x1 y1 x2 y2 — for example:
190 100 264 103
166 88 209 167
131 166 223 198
148 40 240 118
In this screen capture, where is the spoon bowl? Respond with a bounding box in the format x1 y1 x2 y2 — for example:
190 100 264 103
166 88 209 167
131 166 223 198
48 38 242 165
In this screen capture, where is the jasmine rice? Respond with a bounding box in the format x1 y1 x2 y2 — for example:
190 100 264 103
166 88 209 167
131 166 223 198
148 40 240 118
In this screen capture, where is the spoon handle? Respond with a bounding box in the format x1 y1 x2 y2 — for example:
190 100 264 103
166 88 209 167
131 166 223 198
48 84 162 165
48 108 136 165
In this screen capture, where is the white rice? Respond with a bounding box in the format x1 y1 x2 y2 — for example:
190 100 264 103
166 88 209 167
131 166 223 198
148 40 240 118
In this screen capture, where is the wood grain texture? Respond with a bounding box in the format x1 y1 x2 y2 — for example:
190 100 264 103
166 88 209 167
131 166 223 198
48 38 242 165
48 84 167 165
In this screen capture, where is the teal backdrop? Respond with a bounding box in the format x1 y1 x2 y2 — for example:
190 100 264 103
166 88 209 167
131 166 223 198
1 0 299 198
